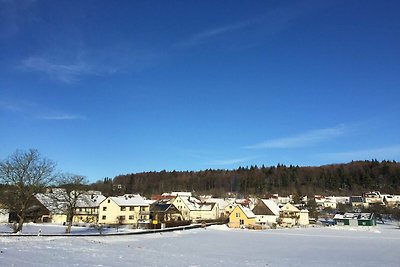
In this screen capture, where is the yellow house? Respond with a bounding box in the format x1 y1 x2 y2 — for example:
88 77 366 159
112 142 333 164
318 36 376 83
98 194 150 228
228 205 256 228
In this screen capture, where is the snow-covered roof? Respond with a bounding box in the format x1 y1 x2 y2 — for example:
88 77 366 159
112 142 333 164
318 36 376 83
35 191 68 214
177 196 216 211
238 205 256 219
260 199 280 216
109 194 149 207
334 212 374 220
76 193 106 208
200 198 230 210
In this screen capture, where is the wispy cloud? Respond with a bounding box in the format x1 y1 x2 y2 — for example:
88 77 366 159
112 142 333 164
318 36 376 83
207 157 253 166
246 125 346 149
0 97 86 121
37 114 87 121
318 145 400 162
20 56 116 83
176 20 254 47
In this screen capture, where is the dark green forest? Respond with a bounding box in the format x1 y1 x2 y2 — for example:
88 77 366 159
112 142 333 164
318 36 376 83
93 160 400 197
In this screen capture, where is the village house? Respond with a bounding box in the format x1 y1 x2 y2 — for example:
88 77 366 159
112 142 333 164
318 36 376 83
350 196 364 208
73 191 106 224
150 202 183 224
98 194 150 228
252 199 280 227
0 205 9 223
382 194 400 207
228 204 256 228
363 192 383 206
171 195 219 221
200 197 233 218
279 203 309 227
34 189 68 224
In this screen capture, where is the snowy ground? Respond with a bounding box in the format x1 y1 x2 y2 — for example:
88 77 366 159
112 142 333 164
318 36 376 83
0 223 399 267
0 223 140 235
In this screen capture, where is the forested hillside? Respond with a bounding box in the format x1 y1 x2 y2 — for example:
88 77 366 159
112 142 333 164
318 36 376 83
94 160 400 197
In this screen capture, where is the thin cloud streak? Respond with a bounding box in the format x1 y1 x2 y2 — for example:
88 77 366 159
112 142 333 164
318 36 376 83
37 114 87 121
318 145 400 162
20 56 115 83
246 125 346 149
177 20 254 47
207 157 253 166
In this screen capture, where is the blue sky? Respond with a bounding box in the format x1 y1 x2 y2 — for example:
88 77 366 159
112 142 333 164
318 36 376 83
1 0 399 182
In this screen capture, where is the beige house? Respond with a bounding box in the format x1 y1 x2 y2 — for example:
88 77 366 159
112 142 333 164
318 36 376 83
73 192 106 224
98 194 150 227
171 196 219 221
279 203 309 227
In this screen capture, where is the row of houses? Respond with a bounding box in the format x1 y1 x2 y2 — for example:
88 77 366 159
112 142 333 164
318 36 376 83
314 191 400 209
1 190 311 229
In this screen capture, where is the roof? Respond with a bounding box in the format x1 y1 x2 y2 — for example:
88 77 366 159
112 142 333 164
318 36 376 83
177 196 216 211
76 193 106 208
237 205 256 219
260 199 280 216
108 194 149 207
200 198 230 210
280 203 300 212
334 212 374 220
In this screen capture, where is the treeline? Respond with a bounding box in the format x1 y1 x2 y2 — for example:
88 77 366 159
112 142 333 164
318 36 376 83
92 160 400 197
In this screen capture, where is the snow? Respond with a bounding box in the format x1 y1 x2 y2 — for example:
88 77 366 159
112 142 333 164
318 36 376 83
1 223 399 266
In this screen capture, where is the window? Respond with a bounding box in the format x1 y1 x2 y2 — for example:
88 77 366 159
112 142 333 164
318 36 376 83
130 206 134 211
236 212 240 218
103 207 107 211
102 215 106 220
107 199 110 203
119 216 126 221
239 219 244 225
120 207 126 211
129 215 134 220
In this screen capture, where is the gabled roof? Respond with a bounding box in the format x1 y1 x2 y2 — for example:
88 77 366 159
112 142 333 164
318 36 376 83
177 196 216 211
233 205 256 219
76 193 106 208
199 198 230 210
108 194 149 207
35 190 68 214
280 203 300 212
260 199 280 216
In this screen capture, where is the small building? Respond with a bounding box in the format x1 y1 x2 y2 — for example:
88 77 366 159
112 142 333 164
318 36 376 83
333 212 376 226
150 202 183 223
228 205 256 228
0 208 9 223
252 199 280 227
350 196 364 208
279 203 309 227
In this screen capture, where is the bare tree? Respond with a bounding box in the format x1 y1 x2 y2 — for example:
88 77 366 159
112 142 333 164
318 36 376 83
0 149 57 233
56 174 88 233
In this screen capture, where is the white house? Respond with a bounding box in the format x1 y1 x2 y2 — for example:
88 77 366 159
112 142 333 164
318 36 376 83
98 194 150 227
171 196 219 221
252 199 280 227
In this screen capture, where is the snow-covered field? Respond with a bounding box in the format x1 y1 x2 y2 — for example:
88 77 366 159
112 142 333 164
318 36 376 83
1 223 399 266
